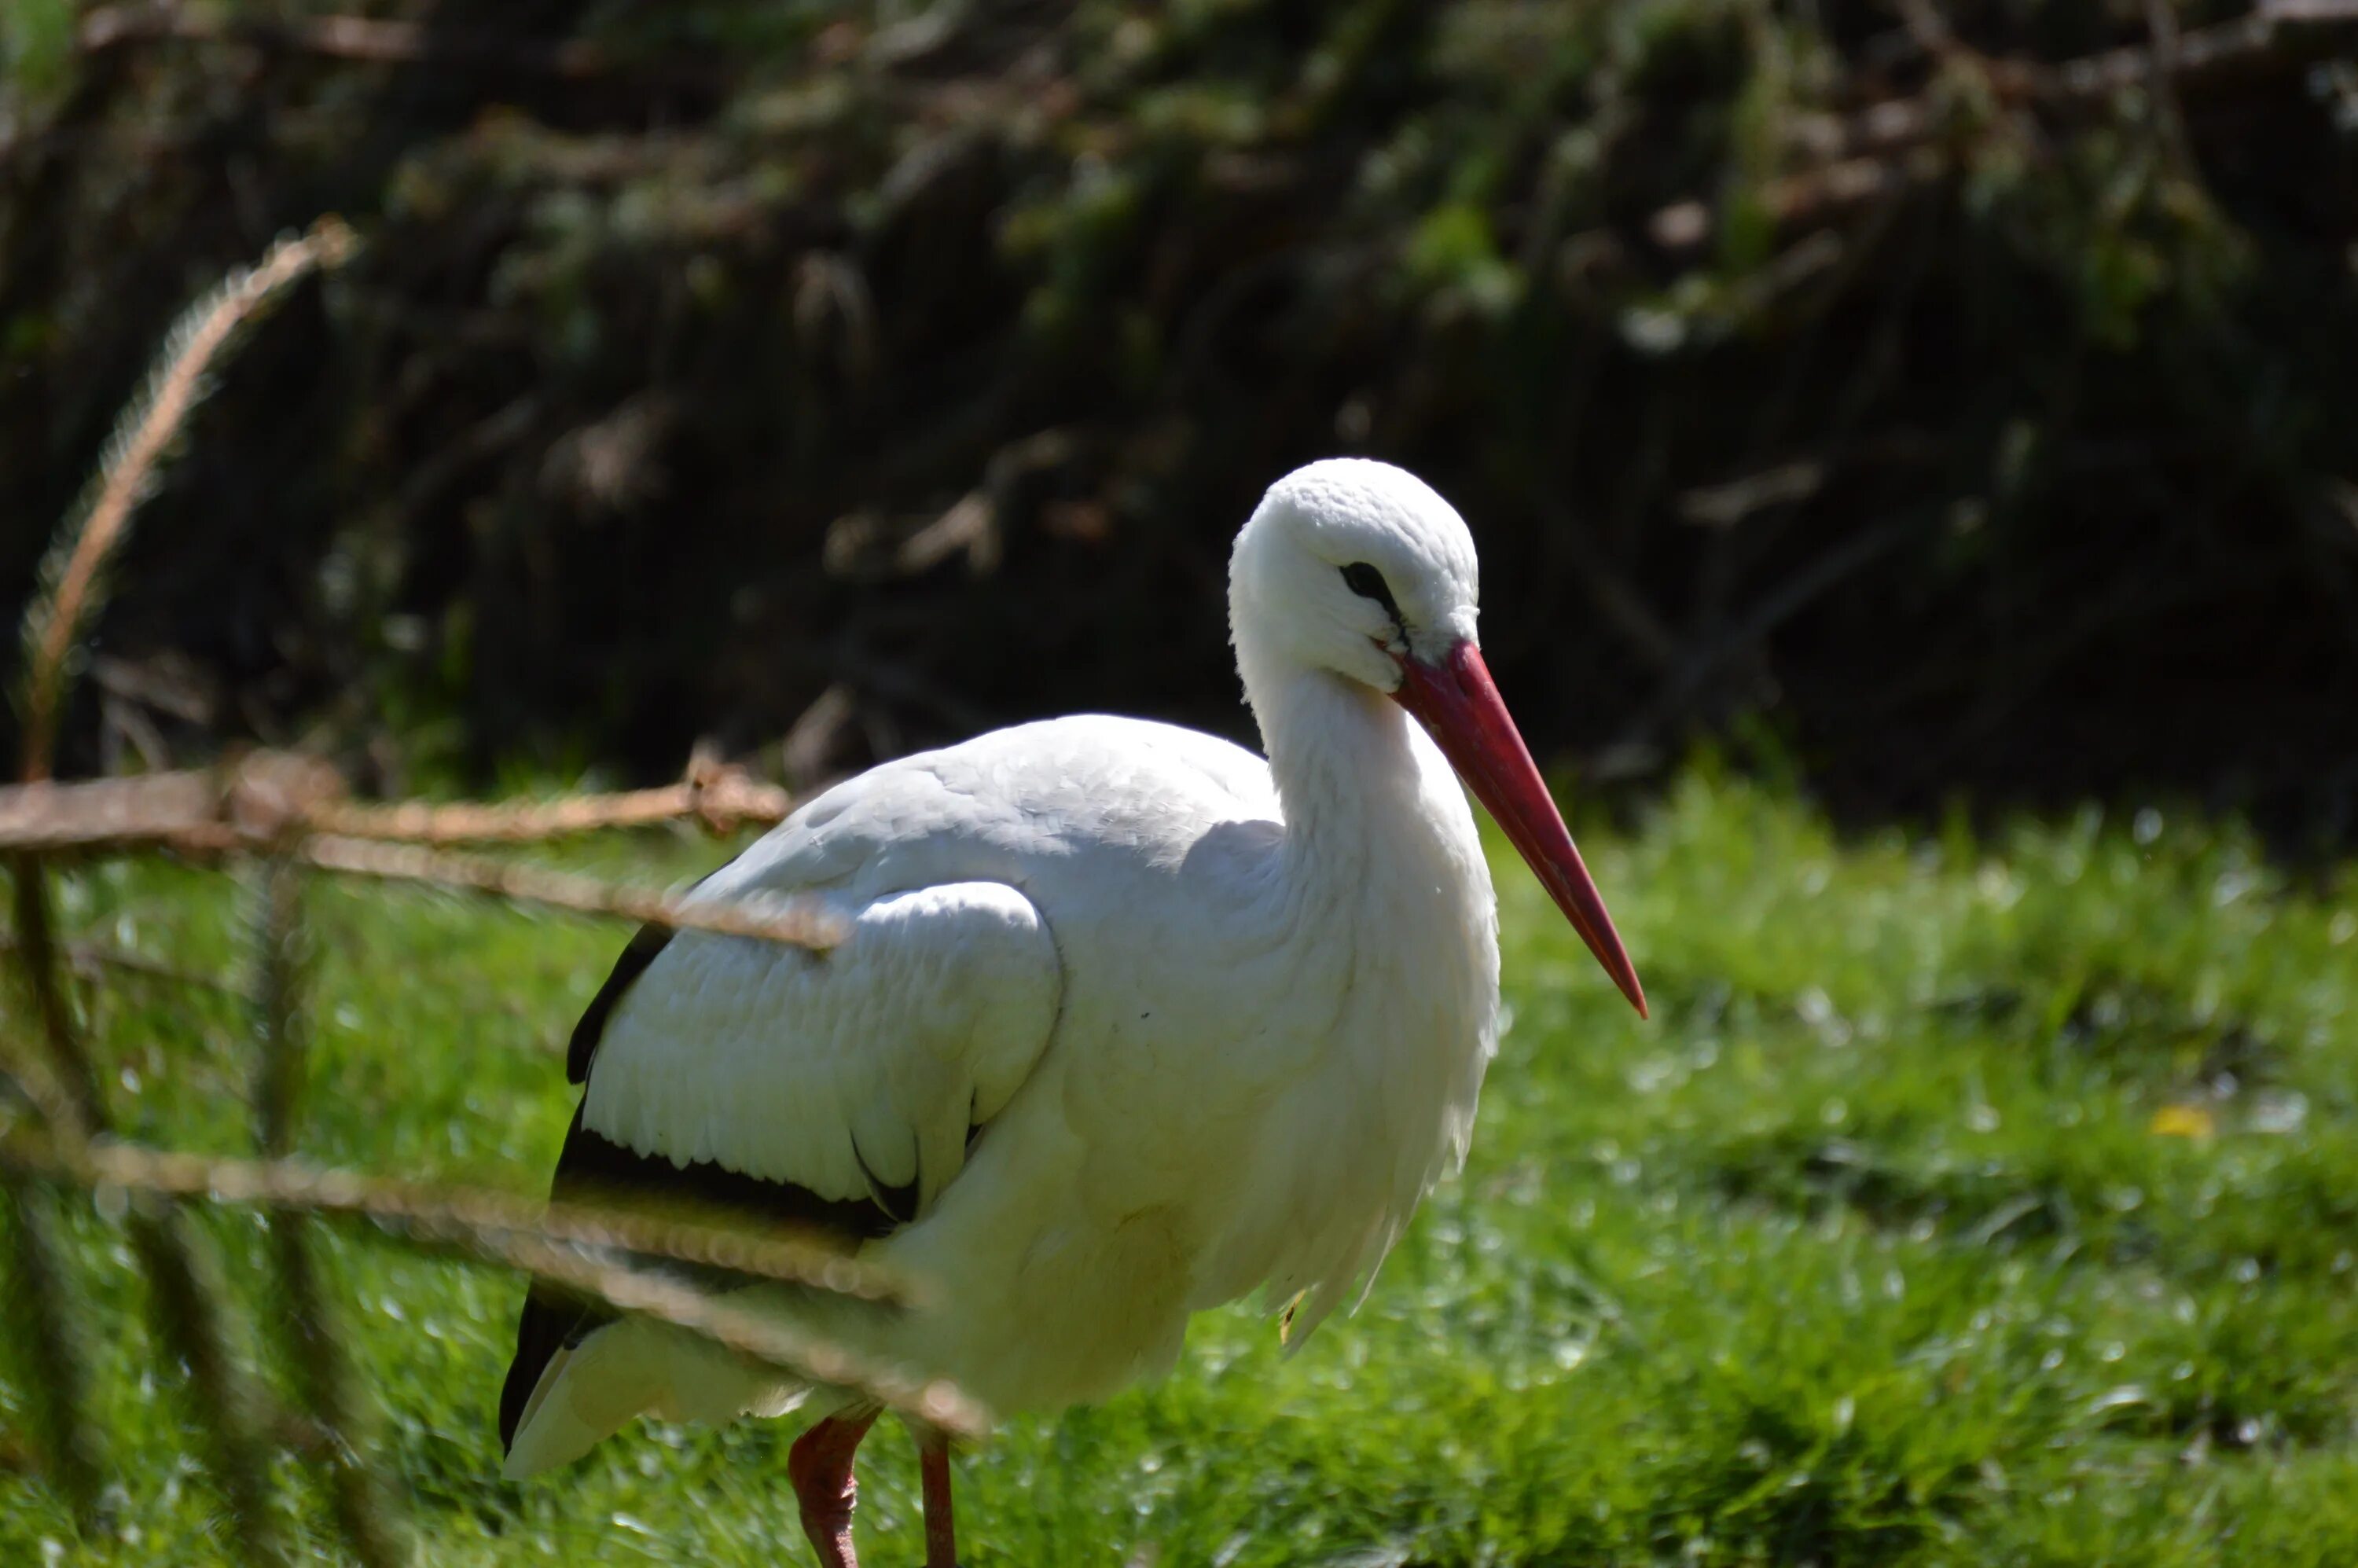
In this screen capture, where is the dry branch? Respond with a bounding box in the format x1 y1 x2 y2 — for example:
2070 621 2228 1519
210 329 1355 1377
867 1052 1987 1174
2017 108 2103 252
310 755 792 844
0 755 840 946
299 835 849 949
499 1232 983 1436
0 751 791 852
0 751 343 854
2 1137 909 1307
0 768 285 854
16 222 357 787
0 1136 985 1437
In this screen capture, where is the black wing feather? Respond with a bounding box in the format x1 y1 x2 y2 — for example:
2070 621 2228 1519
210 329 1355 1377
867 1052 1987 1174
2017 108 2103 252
496 1103 906 1454
566 923 674 1085
501 915 918 1459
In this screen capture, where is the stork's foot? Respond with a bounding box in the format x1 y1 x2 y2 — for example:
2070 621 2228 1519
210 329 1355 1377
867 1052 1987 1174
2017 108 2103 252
788 1410 880 1568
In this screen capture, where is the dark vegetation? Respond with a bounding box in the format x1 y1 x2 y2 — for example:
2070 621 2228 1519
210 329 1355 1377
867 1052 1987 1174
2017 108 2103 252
4 1 2356 830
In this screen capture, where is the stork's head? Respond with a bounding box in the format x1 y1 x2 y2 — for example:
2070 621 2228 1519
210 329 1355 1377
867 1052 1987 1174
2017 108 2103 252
1231 457 1647 1019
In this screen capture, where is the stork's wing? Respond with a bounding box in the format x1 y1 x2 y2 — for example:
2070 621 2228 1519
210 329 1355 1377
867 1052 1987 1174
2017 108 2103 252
498 879 1061 1455
582 878 1060 1209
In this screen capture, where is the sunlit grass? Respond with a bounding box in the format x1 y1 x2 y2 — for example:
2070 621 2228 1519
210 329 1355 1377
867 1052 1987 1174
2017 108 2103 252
4 770 2356 1564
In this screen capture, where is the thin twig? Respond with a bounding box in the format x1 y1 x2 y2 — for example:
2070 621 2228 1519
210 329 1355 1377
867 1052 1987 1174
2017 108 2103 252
298 835 850 950
0 932 242 997
309 761 792 845
9 861 288 1560
2 1138 910 1307
2141 0 2198 179
0 766 839 946
8 863 108 1137
1543 502 1680 674
0 1039 81 1134
0 751 789 853
122 1205 289 1565
0 1176 102 1531
247 857 406 1566
16 220 358 786
1 1136 985 1437
248 860 308 1159
0 770 233 853
497 1232 983 1436
1618 509 1943 753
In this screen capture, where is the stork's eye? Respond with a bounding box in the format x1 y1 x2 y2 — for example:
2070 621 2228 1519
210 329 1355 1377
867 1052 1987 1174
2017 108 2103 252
1340 563 1400 619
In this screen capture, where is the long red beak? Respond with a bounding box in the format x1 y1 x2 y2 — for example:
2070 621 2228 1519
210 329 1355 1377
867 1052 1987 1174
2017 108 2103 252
1391 639 1647 1019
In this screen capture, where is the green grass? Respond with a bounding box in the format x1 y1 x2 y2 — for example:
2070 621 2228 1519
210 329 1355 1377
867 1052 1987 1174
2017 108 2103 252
6 769 2358 1565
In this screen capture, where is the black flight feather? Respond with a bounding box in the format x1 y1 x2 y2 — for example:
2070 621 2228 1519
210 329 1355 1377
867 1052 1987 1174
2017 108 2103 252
497 1105 911 1455
502 910 922 1459
567 922 674 1085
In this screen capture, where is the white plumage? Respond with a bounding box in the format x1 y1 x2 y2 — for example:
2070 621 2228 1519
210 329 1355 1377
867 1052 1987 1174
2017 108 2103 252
498 458 1644 1565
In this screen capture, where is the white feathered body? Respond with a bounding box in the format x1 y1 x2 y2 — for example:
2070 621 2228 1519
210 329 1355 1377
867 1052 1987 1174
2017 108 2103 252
505 677 1501 1471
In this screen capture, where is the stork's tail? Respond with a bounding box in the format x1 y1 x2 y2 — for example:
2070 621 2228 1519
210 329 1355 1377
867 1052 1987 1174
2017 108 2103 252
498 1282 612 1478
501 1311 805 1479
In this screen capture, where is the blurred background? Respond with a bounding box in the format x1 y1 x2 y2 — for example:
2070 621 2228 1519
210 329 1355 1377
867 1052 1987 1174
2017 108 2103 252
7 0 2356 832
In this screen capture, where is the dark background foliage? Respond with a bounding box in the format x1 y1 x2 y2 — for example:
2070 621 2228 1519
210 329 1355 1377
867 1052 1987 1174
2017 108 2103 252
5 0 2356 836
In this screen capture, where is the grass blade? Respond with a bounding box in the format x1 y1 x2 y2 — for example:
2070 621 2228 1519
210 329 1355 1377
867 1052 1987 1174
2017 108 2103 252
0 1173 102 1531
9 857 288 1563
14 219 358 788
248 856 406 1566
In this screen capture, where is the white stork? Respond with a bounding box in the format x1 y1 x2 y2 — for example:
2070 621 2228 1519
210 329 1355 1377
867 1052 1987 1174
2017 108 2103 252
497 458 1646 1566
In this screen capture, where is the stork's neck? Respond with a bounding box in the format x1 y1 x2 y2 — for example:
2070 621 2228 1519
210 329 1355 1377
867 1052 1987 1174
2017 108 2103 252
1225 632 1500 1285
1237 642 1478 913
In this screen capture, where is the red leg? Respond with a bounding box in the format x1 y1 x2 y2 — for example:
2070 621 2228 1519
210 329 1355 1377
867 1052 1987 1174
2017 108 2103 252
788 1409 880 1568
920 1435 958 1568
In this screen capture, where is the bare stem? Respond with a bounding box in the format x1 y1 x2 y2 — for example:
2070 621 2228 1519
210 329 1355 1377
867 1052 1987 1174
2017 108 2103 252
123 1206 289 1565
8 856 288 1562
299 834 850 949
0 931 243 997
9 1137 911 1304
2 1134 986 1438
8 857 107 1135
0 1175 102 1530
248 857 405 1566
15 219 358 786
310 758 792 845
